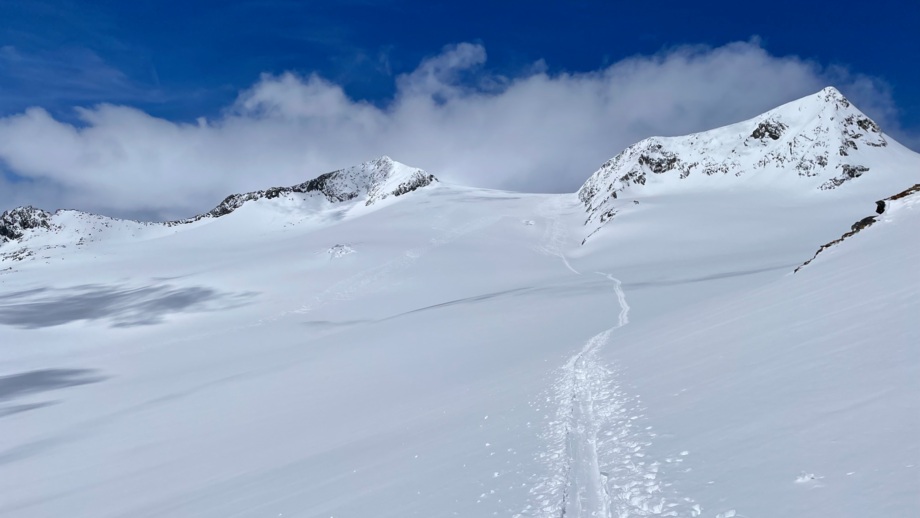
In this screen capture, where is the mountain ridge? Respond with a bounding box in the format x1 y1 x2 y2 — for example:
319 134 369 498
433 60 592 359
576 86 916 239
795 182 920 272
0 156 437 245
4 87 919 251
171 155 437 225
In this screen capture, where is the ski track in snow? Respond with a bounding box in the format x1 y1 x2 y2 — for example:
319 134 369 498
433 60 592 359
535 196 580 275
521 198 698 518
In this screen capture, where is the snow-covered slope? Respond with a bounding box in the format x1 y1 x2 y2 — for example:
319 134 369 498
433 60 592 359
0 156 437 260
177 155 437 223
796 182 920 272
0 89 917 518
577 87 918 239
590 180 920 518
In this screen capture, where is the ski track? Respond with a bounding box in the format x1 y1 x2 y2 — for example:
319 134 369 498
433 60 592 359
536 197 580 275
522 198 698 518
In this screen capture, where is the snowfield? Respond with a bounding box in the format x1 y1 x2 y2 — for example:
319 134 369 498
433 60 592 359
0 89 918 518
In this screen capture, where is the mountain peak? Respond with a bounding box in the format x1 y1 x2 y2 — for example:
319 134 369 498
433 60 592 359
176 156 437 223
577 87 897 237
818 85 848 104
766 86 858 122
0 157 437 246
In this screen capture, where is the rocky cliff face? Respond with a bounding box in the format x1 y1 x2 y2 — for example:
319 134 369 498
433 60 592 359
0 206 58 243
578 87 891 236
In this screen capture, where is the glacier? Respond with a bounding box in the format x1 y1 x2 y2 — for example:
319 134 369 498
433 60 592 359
0 88 918 518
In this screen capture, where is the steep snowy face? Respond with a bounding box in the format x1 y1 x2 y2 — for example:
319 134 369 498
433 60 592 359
0 206 57 243
179 156 437 223
578 87 896 231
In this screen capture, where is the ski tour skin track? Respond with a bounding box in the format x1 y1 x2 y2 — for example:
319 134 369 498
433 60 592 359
524 197 711 518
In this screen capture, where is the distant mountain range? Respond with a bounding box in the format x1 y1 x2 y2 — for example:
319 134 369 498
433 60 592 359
4 87 917 254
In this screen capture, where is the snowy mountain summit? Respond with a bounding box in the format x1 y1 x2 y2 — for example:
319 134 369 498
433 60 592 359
0 156 437 246
578 87 897 233
180 155 437 223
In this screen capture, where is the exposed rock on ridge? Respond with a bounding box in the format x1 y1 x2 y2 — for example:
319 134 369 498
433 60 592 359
174 156 437 224
0 206 58 243
0 156 437 246
795 183 920 272
578 87 889 237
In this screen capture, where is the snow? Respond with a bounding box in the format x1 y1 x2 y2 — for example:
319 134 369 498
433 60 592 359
0 89 918 518
0 155 437 258
577 86 915 240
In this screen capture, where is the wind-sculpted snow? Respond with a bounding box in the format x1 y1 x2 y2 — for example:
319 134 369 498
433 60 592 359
578 87 895 239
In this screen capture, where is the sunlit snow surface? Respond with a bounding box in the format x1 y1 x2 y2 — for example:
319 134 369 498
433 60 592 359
2 86 920 518
1 175 917 518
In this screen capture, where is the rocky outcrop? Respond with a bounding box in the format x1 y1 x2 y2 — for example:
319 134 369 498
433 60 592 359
174 156 437 224
578 87 891 239
795 183 920 272
819 164 870 190
0 206 58 243
751 119 788 140
1 156 437 246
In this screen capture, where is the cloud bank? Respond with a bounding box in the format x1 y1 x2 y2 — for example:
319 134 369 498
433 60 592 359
0 41 912 220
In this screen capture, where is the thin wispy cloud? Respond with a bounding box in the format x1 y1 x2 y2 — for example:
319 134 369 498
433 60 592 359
0 41 913 220
0 45 163 110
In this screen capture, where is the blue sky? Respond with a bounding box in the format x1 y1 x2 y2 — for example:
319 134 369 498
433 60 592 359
0 0 918 217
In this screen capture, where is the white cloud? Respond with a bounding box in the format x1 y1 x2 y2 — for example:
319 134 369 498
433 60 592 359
0 41 913 220
395 42 489 99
